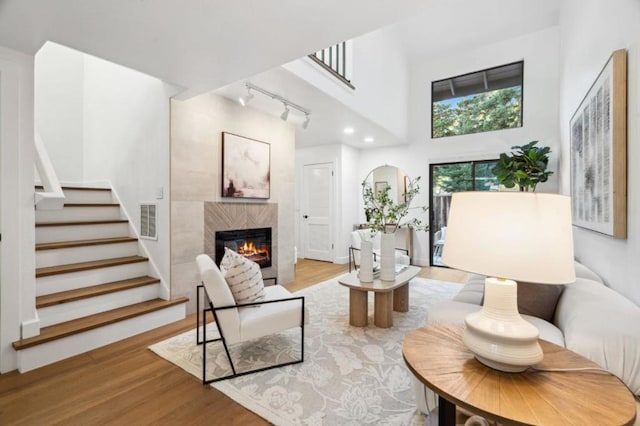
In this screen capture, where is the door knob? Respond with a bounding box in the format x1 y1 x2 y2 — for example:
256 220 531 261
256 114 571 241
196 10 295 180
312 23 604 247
303 215 308 219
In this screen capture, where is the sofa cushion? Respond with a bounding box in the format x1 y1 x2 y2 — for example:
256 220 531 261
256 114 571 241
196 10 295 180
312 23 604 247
521 314 564 347
453 273 485 304
220 248 266 305
574 260 604 283
556 277 640 396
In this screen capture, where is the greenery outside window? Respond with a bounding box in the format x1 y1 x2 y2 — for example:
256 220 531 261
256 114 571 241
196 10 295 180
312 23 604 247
431 61 524 138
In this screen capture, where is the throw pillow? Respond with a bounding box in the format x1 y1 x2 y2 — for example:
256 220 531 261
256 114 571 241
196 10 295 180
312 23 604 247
517 282 564 322
219 248 266 305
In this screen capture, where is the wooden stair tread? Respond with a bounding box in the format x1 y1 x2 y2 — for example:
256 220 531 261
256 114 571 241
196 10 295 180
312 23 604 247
63 203 120 207
36 220 129 227
13 297 188 350
36 237 138 251
35 185 111 191
36 276 161 308
36 256 148 278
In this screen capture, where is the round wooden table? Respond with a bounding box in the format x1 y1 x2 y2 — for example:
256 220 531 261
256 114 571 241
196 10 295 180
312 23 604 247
403 325 637 426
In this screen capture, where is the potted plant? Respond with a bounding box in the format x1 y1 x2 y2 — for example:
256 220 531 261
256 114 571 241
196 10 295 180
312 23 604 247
491 141 553 192
362 177 428 280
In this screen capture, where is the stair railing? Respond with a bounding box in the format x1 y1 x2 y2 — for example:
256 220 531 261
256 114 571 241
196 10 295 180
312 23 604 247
309 41 354 89
34 129 65 210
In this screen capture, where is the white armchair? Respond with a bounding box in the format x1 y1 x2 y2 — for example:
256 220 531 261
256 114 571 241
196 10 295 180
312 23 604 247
195 254 305 384
349 229 410 272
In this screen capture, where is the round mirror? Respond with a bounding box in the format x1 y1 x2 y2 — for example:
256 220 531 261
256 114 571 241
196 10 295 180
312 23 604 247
362 165 411 206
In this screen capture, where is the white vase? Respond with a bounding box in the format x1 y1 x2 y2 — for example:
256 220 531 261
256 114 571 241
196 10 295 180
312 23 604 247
380 232 396 281
359 240 374 282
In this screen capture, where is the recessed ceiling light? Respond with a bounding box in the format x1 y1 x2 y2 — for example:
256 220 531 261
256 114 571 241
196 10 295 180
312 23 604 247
364 137 374 143
343 127 355 135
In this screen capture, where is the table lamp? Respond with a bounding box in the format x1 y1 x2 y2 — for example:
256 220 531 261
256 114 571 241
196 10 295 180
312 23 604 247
442 192 575 372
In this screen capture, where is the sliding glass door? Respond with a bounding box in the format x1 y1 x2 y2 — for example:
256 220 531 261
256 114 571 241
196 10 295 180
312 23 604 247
430 160 499 266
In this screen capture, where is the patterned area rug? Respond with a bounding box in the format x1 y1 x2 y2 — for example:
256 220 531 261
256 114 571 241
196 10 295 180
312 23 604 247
149 275 462 425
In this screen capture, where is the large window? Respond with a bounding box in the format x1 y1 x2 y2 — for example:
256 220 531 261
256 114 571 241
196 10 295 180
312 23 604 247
431 61 523 138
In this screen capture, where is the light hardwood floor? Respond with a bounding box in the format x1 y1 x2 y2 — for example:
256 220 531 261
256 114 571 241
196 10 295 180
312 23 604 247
0 259 466 425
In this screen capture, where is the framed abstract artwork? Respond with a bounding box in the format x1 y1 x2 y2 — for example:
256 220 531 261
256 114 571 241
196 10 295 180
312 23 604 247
222 132 270 199
570 49 627 239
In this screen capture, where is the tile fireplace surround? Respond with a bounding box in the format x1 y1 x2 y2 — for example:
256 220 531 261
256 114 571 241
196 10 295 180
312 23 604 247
204 202 285 281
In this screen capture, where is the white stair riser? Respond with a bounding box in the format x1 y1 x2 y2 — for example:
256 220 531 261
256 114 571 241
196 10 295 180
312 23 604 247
36 206 121 223
36 241 139 268
17 303 186 372
38 284 161 327
37 262 148 296
36 223 130 244
60 189 113 204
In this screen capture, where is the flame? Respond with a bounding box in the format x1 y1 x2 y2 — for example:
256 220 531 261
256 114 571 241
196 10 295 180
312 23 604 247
238 240 270 261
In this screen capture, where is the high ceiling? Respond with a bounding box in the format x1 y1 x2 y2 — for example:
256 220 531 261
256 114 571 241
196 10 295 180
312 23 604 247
215 0 562 149
0 0 563 149
0 0 430 99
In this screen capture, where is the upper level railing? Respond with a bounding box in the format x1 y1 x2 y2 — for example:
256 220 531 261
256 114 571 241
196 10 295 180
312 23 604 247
308 41 354 89
34 129 65 210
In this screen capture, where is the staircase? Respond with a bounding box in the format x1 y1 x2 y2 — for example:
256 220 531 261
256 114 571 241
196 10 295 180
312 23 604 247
12 186 187 372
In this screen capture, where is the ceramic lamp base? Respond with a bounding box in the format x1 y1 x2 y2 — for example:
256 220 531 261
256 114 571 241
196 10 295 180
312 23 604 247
462 277 543 373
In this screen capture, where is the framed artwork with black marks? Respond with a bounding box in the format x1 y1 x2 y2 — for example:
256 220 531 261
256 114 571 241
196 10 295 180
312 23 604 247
570 49 627 239
221 132 271 200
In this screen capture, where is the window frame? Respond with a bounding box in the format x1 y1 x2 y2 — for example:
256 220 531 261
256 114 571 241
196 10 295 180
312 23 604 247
430 60 525 139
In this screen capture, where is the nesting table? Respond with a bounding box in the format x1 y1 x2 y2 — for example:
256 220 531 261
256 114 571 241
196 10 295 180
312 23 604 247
338 265 419 328
403 324 637 426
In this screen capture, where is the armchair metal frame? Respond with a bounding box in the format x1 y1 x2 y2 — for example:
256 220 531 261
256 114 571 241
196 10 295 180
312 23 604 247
196 281 305 385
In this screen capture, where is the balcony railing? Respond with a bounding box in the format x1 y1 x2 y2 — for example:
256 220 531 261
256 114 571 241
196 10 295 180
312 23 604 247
309 41 354 89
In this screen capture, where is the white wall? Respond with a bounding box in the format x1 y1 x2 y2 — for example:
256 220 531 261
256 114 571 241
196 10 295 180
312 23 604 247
558 0 640 305
0 45 36 372
350 27 561 265
82 54 179 287
34 43 179 288
284 26 409 140
339 144 361 262
35 43 84 182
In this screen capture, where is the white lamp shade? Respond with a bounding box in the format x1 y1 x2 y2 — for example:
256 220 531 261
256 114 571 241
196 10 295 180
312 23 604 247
442 192 575 284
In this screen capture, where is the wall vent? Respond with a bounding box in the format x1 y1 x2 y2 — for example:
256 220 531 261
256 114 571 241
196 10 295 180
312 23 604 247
140 202 157 240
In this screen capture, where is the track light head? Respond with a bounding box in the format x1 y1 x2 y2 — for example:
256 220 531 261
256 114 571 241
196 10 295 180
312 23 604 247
280 104 290 121
302 114 311 129
238 88 254 106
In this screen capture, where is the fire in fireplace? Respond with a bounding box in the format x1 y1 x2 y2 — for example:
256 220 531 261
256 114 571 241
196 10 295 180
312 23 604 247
215 227 272 268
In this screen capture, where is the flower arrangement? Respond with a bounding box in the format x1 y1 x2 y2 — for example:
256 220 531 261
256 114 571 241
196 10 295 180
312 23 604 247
362 176 429 234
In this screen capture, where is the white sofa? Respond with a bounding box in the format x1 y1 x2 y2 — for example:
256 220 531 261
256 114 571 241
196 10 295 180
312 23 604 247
413 261 640 419
349 229 410 271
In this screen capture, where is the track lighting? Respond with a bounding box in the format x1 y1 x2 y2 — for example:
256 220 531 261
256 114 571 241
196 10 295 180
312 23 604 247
280 104 290 121
240 82 311 129
238 87 254 106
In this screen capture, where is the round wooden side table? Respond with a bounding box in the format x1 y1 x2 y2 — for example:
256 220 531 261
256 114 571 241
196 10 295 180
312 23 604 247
403 325 637 426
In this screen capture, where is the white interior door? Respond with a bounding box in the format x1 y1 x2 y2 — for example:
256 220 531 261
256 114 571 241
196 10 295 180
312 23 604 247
302 163 333 262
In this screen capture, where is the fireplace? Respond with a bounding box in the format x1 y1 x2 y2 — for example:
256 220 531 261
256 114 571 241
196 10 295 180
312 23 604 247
215 227 272 268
